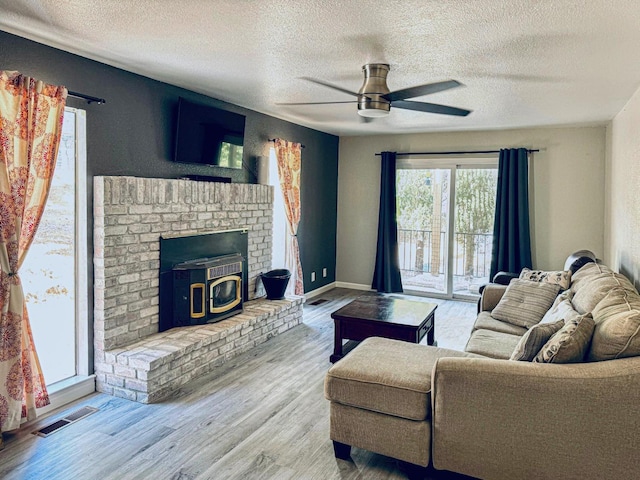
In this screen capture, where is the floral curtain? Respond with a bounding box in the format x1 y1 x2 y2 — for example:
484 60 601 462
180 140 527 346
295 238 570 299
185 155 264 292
0 71 67 434
273 139 304 296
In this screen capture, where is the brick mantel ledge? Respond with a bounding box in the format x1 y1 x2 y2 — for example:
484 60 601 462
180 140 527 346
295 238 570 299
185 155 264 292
95 297 303 403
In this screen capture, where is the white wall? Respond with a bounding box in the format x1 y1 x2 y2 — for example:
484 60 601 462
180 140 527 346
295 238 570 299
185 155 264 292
337 126 606 288
605 84 640 289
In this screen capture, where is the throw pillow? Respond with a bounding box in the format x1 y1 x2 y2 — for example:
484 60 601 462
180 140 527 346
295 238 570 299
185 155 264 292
539 293 574 325
510 320 565 361
534 312 595 363
491 279 561 329
519 267 572 291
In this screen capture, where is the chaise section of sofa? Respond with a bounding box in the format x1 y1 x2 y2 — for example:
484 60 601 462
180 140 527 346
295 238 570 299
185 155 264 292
324 337 482 471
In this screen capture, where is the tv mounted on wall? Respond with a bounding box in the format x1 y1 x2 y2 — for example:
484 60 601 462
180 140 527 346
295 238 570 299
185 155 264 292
173 97 246 169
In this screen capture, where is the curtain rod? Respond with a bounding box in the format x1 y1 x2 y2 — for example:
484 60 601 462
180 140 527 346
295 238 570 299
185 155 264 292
268 138 306 148
375 149 539 156
68 90 106 105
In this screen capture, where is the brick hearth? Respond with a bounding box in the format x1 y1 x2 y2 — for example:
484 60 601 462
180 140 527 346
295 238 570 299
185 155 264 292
93 176 303 403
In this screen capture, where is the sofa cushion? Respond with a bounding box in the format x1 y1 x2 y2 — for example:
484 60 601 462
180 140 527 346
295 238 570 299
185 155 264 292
534 312 594 363
588 288 640 361
465 329 522 359
491 279 560 328
324 337 482 421
519 267 572 290
473 311 528 336
570 262 613 293
569 262 611 303
571 271 637 314
510 320 565 361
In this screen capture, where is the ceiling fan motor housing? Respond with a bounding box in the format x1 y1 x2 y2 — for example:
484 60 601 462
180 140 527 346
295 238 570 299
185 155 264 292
358 64 391 117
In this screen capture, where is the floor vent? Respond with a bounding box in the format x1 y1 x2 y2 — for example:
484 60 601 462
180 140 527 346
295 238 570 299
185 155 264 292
33 406 99 437
310 298 328 305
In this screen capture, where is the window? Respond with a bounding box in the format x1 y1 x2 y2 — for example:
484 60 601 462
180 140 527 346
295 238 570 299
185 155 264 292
218 141 243 168
22 107 90 406
269 147 287 270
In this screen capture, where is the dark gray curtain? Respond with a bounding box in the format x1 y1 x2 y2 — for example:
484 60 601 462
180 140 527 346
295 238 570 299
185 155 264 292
490 148 532 279
372 151 403 293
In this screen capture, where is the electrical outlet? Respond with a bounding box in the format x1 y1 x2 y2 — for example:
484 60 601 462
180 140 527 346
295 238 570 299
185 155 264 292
311 271 316 282
322 268 327 278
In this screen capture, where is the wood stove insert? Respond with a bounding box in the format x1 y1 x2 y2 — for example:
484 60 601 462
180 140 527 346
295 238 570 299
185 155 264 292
159 229 249 332
172 253 244 326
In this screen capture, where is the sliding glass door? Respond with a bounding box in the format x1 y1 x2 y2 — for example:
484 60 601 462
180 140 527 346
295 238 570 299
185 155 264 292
397 159 498 299
452 167 498 296
396 168 451 295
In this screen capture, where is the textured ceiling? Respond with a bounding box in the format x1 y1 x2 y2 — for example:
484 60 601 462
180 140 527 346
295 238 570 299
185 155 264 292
2 0 640 136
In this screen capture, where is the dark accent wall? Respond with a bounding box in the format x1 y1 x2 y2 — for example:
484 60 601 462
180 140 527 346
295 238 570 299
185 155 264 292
0 30 338 368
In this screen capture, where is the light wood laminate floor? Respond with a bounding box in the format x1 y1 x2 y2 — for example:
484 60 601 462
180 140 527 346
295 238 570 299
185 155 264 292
0 288 477 480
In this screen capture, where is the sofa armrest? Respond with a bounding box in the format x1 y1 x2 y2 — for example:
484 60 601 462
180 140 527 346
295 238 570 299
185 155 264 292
478 283 507 312
492 271 519 285
431 356 640 480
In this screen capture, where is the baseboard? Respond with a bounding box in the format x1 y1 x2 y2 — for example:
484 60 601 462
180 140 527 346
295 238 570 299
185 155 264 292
36 375 96 417
334 281 374 291
305 282 336 300
303 281 374 300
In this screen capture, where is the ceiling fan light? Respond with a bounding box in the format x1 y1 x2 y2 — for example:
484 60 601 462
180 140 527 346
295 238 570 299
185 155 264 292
357 108 389 118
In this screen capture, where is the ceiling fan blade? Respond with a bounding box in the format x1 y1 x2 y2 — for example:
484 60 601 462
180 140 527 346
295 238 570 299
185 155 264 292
300 77 362 98
392 100 471 117
384 80 462 102
276 100 358 105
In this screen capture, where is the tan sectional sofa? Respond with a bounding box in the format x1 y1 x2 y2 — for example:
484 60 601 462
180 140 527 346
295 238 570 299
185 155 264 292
325 261 640 479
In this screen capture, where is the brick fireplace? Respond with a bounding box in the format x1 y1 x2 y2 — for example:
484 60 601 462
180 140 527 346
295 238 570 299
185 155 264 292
93 176 303 403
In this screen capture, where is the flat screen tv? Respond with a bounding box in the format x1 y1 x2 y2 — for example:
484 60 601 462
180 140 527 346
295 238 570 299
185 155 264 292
173 97 246 168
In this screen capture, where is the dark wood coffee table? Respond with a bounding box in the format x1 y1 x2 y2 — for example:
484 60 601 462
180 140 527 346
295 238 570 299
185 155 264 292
330 294 437 363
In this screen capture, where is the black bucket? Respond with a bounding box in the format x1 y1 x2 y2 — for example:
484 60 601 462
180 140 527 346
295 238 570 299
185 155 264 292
261 269 291 300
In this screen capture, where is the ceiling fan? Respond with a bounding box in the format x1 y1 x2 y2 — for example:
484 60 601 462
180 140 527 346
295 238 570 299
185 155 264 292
278 63 471 119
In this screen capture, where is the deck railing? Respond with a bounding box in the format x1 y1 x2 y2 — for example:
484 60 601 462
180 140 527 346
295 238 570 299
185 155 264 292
398 229 493 280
